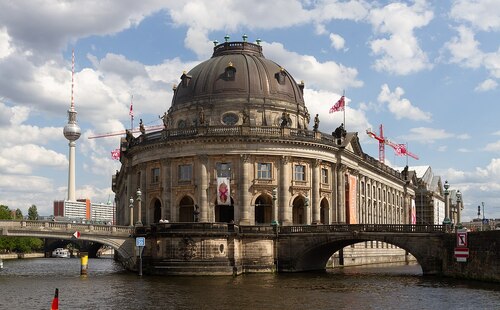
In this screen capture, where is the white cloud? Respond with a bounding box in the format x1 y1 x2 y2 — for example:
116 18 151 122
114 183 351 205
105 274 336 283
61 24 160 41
377 84 432 121
304 89 371 139
475 79 498 91
444 26 500 80
0 26 13 59
400 127 453 143
368 1 433 75
264 42 363 93
0 1 166 58
450 0 500 32
484 140 500 152
329 33 346 50
445 26 483 68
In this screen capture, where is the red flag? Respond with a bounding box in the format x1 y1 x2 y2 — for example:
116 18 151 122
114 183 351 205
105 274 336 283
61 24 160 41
111 149 120 160
129 101 134 120
329 95 345 113
51 288 59 310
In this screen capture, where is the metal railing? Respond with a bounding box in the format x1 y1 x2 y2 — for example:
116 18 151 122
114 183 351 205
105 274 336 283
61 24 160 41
278 224 446 234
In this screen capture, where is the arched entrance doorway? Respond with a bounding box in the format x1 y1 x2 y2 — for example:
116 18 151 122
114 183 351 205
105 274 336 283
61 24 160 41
153 199 162 223
292 196 306 224
255 194 272 225
179 196 195 222
320 198 329 224
215 197 234 223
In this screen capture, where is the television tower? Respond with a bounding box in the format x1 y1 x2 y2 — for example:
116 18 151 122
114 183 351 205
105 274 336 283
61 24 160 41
63 50 81 201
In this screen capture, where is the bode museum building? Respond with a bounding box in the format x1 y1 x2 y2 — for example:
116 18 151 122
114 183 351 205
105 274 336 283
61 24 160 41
113 39 415 228
112 39 416 274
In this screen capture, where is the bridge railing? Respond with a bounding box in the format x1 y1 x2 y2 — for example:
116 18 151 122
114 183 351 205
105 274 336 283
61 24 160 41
149 222 231 234
278 224 446 234
0 220 133 235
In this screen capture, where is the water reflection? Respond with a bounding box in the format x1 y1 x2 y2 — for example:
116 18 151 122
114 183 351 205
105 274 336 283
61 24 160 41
0 258 498 310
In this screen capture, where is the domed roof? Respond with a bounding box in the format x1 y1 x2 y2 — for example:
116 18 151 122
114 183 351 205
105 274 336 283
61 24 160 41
171 41 305 108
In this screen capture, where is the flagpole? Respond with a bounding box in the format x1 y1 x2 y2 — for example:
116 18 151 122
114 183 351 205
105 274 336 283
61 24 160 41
130 94 134 130
342 90 346 130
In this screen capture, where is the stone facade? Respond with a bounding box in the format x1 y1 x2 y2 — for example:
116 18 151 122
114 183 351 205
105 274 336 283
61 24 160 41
112 40 415 228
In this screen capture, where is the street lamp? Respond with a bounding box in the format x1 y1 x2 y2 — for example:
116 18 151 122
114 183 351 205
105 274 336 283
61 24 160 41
442 180 451 226
456 190 462 226
129 196 134 226
136 187 142 226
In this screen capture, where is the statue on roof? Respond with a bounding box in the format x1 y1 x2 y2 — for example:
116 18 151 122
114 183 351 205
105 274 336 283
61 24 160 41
313 114 319 132
139 119 145 134
333 123 346 139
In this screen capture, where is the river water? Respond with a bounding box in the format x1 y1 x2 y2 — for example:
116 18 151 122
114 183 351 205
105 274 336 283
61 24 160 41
0 258 499 310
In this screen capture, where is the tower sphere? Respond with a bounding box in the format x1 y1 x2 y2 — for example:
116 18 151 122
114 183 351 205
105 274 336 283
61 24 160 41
63 121 81 141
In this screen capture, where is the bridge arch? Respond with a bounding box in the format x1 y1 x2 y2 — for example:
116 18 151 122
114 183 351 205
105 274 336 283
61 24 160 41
0 221 135 270
278 231 445 275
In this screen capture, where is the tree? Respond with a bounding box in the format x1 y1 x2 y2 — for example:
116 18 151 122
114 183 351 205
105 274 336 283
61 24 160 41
28 205 38 220
15 208 23 220
0 205 11 219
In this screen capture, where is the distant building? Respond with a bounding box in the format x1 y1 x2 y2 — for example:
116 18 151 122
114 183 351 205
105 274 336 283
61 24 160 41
52 199 114 224
412 166 445 225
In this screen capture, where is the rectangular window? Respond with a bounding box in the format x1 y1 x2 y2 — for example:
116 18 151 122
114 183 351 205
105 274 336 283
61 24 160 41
294 165 305 181
257 163 272 179
321 168 328 184
178 164 192 181
216 162 232 178
151 168 160 183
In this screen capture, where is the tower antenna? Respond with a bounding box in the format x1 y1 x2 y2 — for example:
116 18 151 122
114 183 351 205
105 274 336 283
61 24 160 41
63 49 81 201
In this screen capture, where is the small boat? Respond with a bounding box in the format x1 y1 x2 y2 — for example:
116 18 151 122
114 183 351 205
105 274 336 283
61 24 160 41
52 248 70 258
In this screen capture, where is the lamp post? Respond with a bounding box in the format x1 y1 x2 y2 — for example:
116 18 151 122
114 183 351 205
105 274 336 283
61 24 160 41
129 196 134 226
136 188 142 226
442 180 451 226
482 201 486 231
456 190 462 226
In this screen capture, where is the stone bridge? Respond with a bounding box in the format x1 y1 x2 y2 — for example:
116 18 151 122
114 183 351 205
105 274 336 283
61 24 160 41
274 224 448 275
0 220 136 269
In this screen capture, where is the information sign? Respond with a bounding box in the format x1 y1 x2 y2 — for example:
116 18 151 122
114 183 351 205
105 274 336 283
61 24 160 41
136 237 145 247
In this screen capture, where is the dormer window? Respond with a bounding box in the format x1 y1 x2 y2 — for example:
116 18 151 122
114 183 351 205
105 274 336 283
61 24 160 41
275 67 286 85
225 62 236 80
180 71 192 87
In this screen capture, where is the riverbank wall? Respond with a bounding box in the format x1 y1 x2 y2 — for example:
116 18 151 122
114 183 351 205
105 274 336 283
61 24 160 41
0 253 45 260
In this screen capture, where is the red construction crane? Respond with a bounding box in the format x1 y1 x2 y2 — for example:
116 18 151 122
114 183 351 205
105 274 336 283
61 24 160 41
366 124 387 163
385 140 419 160
366 124 419 163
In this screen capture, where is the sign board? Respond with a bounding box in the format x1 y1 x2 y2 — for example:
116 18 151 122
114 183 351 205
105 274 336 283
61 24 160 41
135 237 145 247
454 247 469 258
73 231 81 239
456 230 467 247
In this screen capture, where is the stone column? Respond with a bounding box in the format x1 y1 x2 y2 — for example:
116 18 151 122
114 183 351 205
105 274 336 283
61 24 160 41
280 156 292 225
139 165 147 225
311 159 321 224
126 171 133 226
239 154 251 225
198 155 209 222
161 159 171 221
336 164 346 223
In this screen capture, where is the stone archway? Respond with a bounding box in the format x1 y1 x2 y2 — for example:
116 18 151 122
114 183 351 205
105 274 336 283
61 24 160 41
215 197 234 223
153 198 162 223
292 196 306 224
255 194 272 225
179 196 195 222
320 198 329 224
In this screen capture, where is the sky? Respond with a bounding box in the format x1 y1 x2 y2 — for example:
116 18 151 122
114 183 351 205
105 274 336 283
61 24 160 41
0 0 499 221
